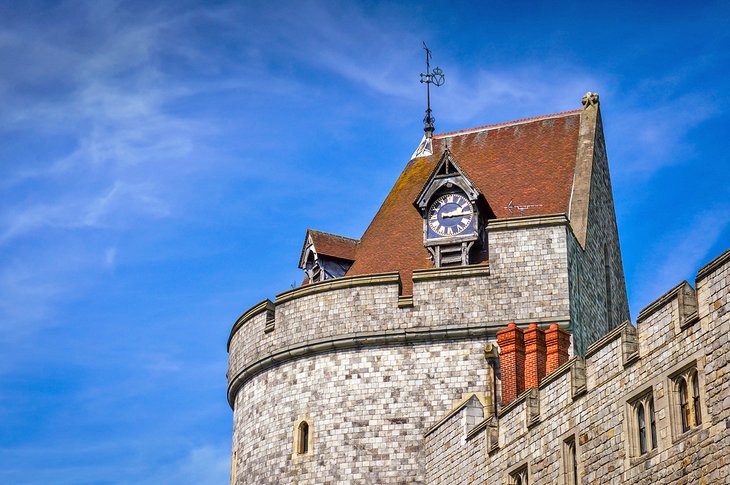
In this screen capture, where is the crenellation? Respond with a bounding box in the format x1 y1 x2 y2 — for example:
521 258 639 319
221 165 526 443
424 249 729 484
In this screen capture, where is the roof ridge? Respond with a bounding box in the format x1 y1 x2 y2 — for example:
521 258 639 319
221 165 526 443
434 109 582 139
308 229 361 243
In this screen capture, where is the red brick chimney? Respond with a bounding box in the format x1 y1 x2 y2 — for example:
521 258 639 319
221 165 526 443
523 323 547 390
496 323 525 406
545 323 571 374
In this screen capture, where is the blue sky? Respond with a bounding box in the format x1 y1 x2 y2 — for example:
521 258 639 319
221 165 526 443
0 1 728 483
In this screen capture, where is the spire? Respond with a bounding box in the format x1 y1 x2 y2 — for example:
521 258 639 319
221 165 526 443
419 42 445 139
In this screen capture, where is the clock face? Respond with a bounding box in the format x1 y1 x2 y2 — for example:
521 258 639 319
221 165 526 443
427 193 475 238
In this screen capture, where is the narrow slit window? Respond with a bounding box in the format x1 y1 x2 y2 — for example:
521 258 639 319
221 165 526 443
296 421 309 455
563 436 579 485
691 372 702 426
649 398 657 450
637 402 647 455
604 244 612 327
679 379 690 432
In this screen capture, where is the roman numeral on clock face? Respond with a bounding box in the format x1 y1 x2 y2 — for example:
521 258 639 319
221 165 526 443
427 192 475 239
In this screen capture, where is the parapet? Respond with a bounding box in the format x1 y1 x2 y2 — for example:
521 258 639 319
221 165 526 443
227 220 577 408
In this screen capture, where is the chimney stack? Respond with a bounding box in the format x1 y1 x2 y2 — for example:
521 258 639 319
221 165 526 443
496 323 525 407
545 323 571 374
523 323 547 390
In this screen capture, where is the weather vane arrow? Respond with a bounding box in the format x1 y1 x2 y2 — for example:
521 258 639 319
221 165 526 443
419 42 445 138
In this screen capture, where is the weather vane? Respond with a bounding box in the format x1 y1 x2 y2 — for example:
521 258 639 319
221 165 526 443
419 42 445 138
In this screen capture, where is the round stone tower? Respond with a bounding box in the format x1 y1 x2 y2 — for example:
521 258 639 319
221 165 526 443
227 99 629 484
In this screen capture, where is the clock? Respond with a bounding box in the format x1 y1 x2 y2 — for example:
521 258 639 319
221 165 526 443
427 193 475 238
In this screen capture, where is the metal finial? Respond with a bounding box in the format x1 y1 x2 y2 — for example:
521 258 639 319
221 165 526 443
419 42 445 138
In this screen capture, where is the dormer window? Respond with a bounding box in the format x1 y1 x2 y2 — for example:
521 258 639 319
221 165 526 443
303 249 323 283
298 229 358 284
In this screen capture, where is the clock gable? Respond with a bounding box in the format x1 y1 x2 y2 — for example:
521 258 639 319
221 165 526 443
414 148 480 212
414 149 486 268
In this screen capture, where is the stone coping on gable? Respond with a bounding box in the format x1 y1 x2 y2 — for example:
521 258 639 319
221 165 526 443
497 387 534 418
423 392 489 438
636 281 688 323
584 320 632 358
636 247 729 324
537 357 578 389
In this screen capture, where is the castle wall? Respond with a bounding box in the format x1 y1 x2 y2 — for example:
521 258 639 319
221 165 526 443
232 340 492 484
425 249 730 484
228 223 571 407
568 113 630 355
228 222 577 484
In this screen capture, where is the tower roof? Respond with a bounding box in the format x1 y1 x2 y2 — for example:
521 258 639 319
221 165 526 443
345 109 584 292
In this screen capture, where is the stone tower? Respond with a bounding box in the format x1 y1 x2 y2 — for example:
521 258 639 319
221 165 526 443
227 93 630 484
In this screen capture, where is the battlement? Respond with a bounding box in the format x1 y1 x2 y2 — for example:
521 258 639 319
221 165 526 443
424 247 730 483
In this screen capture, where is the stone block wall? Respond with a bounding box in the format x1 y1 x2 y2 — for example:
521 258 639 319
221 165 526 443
228 223 572 407
424 248 730 484
228 221 583 484
232 340 493 484
567 114 630 355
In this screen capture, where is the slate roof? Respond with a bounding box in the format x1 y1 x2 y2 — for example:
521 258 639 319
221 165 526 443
304 109 584 294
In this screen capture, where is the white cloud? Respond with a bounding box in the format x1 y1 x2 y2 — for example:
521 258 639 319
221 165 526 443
610 93 718 178
0 182 169 245
630 206 730 314
136 444 231 485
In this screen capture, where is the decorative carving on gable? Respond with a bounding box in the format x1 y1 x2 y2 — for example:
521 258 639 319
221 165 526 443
414 149 480 211
581 92 600 109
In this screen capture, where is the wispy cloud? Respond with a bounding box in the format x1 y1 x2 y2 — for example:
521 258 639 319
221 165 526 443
630 206 730 315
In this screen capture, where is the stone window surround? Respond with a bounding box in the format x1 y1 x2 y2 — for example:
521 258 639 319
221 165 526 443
292 416 314 459
559 431 581 485
626 388 657 457
507 462 530 485
667 359 706 440
229 449 237 485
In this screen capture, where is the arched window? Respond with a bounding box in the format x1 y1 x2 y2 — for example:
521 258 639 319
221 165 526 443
637 403 647 454
296 420 310 455
562 436 579 485
672 365 703 436
679 378 690 432
630 391 657 456
509 465 529 485
649 398 657 449
691 371 702 426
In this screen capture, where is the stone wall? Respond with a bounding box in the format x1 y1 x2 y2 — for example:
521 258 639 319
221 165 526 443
568 113 630 355
424 248 730 484
228 222 572 406
228 220 586 484
232 340 493 484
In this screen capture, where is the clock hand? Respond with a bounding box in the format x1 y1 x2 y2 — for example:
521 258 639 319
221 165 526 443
442 209 472 218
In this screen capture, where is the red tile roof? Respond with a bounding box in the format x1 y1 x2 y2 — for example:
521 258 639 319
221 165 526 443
345 110 582 293
306 229 359 261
